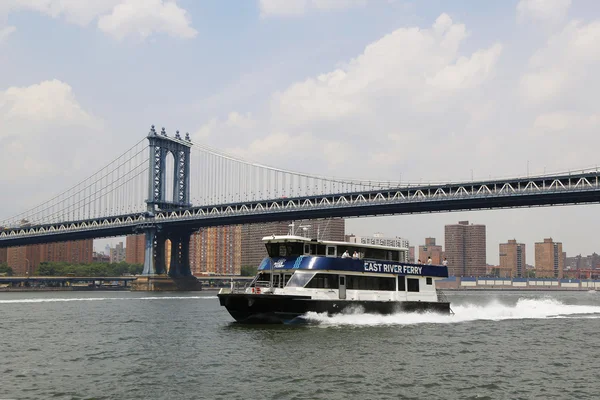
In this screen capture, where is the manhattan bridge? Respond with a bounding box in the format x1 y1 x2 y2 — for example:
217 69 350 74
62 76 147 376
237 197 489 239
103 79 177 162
1 125 600 278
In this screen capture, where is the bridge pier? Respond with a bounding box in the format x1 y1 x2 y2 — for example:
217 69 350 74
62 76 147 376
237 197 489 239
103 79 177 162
135 226 200 291
168 231 192 277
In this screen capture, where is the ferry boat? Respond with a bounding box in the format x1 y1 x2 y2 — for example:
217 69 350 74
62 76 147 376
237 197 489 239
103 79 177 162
218 234 452 323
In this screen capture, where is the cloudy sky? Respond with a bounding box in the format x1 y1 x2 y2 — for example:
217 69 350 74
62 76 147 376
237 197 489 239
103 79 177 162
1 0 599 264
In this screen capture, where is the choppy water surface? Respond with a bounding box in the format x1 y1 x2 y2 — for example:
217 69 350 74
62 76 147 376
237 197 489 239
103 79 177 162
2 290 600 399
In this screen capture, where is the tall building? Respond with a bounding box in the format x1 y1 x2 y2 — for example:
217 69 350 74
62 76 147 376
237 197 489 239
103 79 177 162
6 239 92 275
190 225 242 275
110 242 126 263
418 237 443 265
40 240 93 264
444 221 486 277
126 234 145 265
499 239 526 277
535 238 564 278
7 245 42 275
0 247 7 265
241 218 345 268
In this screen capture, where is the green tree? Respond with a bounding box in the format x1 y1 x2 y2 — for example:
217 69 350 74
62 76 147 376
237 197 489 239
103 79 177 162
240 265 258 276
0 263 14 276
34 261 144 277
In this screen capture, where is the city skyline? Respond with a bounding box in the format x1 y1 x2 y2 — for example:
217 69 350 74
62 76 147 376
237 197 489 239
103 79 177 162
2 1 600 264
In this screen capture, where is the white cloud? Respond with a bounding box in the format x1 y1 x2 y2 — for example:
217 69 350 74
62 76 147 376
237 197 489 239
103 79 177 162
516 0 571 24
259 0 365 17
0 80 112 218
272 13 502 126
520 20 600 105
0 79 98 126
0 25 16 43
1 0 121 25
0 80 101 174
208 14 507 184
0 0 196 40
192 112 256 142
98 0 197 40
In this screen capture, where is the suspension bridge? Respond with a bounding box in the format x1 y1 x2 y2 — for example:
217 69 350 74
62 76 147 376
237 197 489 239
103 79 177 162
1 125 600 278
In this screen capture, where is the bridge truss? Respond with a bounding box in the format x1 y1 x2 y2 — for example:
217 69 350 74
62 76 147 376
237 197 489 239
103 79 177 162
2 169 599 247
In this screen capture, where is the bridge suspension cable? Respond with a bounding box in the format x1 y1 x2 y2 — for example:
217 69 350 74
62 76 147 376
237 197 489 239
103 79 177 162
1 139 149 228
189 143 407 206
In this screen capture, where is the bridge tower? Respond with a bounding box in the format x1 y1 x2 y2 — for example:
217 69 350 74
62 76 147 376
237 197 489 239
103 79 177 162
141 126 195 279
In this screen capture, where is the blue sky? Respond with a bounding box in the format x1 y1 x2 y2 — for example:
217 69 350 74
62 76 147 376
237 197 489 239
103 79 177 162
1 0 600 264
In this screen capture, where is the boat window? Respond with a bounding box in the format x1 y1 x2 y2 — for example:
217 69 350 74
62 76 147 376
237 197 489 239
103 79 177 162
317 244 327 255
364 248 386 260
407 278 420 292
305 273 339 289
252 272 271 288
304 244 311 255
286 272 315 288
398 276 406 291
426 277 432 285
346 276 395 291
265 242 305 257
273 274 280 288
327 246 336 256
340 276 345 286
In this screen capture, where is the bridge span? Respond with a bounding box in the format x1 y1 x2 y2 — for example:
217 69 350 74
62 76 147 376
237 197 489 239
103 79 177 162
1 126 599 278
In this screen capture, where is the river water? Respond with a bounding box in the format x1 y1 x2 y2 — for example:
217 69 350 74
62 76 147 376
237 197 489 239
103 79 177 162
2 290 600 399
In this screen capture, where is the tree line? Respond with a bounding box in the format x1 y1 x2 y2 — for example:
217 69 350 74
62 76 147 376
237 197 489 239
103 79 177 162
36 261 143 277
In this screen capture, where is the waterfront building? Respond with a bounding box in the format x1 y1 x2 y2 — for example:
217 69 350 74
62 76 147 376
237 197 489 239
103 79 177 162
7 239 92 275
0 247 7 265
110 242 126 263
535 238 564 278
499 239 526 277
444 221 486 277
418 237 443 265
92 252 110 263
241 218 345 269
126 234 145 265
566 253 600 270
190 225 242 275
7 245 42 275
40 240 93 264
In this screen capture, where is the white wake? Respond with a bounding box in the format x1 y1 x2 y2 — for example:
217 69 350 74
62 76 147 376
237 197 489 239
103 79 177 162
0 296 218 304
303 298 600 326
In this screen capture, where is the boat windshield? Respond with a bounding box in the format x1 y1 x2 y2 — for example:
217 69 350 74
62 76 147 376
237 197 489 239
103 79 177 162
285 272 315 288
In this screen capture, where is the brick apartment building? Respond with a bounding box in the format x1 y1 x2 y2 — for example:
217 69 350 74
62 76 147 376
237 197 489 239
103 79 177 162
444 221 486 277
